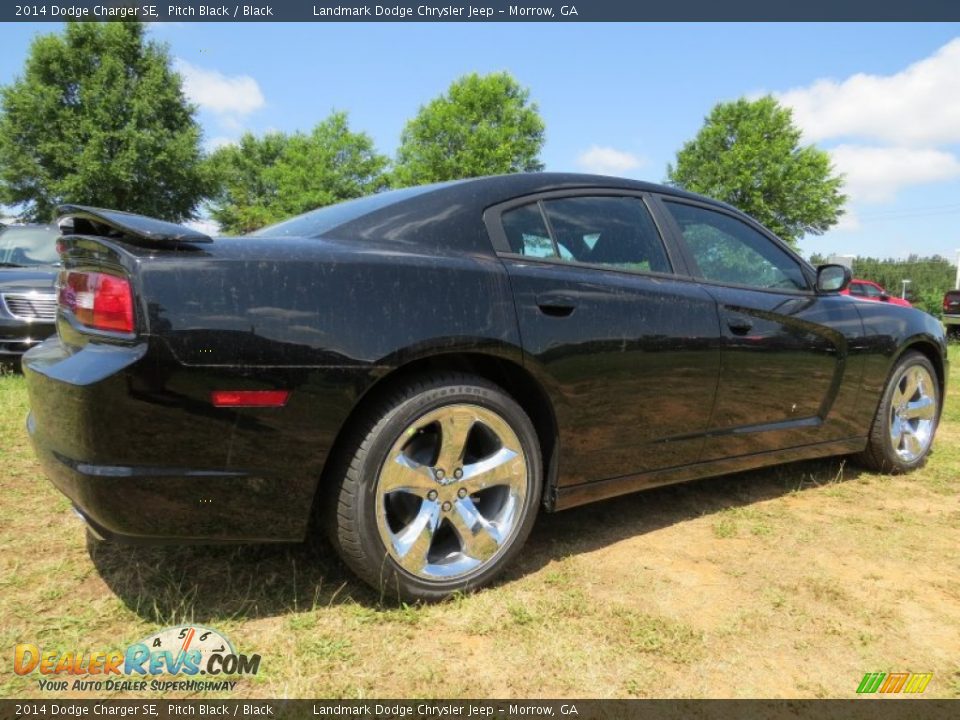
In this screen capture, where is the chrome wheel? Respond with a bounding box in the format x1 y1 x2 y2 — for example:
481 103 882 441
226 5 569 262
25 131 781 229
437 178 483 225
888 364 938 463
375 403 529 582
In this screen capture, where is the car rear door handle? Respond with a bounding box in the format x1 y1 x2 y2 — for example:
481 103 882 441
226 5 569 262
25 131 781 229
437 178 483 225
536 293 577 318
726 315 753 335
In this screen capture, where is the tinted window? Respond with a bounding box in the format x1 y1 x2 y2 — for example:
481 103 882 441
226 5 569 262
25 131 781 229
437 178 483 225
665 202 807 290
542 197 671 273
861 283 882 297
849 283 865 296
500 197 671 273
501 203 556 258
250 183 454 238
0 226 60 266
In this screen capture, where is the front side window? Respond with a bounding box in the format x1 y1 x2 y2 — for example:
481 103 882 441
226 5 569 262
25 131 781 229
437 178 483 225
664 202 807 291
861 283 883 298
500 196 671 274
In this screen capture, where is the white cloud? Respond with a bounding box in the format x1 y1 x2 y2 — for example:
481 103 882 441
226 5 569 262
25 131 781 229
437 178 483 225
832 209 861 233
829 145 960 203
204 136 238 152
184 218 221 236
174 59 265 116
777 38 960 146
576 145 646 175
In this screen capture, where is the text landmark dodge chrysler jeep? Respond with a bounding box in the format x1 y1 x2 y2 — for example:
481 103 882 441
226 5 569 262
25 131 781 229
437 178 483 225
23 174 948 601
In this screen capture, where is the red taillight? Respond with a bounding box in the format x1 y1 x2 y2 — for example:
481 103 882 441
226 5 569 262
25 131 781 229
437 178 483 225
58 270 135 334
211 390 290 408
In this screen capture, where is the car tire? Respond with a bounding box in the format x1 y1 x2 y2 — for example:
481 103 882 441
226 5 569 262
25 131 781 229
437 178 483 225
855 351 941 473
328 373 542 602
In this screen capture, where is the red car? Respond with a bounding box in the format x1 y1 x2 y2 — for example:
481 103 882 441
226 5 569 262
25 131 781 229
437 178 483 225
841 279 912 307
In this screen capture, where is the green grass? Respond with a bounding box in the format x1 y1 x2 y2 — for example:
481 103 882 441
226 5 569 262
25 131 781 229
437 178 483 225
1 344 958 698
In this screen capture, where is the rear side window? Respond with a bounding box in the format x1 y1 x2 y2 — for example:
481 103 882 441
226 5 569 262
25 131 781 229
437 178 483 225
500 202 556 258
249 184 446 238
500 196 671 274
664 202 808 291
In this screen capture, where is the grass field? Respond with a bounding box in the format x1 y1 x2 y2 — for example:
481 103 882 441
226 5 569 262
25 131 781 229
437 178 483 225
1 347 959 699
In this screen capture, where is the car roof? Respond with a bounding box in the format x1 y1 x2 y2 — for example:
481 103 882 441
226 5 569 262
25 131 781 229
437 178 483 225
420 172 732 208
320 173 739 253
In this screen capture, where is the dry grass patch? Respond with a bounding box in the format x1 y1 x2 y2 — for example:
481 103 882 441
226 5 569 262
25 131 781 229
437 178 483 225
1 344 959 698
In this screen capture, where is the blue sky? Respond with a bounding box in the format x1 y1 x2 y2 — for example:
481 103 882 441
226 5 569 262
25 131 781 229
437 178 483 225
3 21 960 262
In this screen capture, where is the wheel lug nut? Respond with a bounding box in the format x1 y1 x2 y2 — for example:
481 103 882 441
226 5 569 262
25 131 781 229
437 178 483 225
427 490 438 501
454 468 463 479
442 501 452 512
457 488 467 498
435 469 445 480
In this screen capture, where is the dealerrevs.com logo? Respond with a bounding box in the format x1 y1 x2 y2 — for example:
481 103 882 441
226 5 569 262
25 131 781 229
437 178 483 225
14 625 261 692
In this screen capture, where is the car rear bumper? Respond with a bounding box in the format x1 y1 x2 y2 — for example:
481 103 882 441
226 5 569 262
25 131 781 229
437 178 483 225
944 314 960 327
26 410 283 544
22 336 328 544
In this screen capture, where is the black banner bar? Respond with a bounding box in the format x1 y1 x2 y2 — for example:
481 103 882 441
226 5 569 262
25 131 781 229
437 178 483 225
2 0 960 22
2 700 960 720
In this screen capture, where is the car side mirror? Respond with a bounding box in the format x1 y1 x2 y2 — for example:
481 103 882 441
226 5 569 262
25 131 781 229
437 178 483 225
816 264 851 293
879 293 890 302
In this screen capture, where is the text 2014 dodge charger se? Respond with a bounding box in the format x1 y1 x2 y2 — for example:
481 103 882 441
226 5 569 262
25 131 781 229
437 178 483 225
23 174 948 601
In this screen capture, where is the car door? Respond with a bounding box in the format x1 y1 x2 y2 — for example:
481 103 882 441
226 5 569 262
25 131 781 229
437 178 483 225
484 191 722 487
655 196 865 460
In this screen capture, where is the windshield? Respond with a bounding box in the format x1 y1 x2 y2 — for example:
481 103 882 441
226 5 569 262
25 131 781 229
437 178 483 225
248 183 457 239
0 225 60 267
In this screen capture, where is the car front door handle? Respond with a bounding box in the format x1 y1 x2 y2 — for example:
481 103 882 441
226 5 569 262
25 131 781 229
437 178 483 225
726 315 754 335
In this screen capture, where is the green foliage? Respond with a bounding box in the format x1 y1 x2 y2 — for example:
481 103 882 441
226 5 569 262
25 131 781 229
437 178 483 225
393 72 545 187
667 96 846 247
206 112 389 235
852 256 956 317
204 132 288 235
0 21 207 222
684 224 789 288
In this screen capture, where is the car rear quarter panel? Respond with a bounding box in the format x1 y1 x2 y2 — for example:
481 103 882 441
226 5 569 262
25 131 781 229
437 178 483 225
853 302 949 426
25 235 522 542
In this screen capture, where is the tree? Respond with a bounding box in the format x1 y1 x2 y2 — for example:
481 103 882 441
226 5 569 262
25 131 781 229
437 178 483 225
205 132 291 234
393 72 545 187
206 112 389 235
667 96 845 246
0 22 207 222
851 255 956 318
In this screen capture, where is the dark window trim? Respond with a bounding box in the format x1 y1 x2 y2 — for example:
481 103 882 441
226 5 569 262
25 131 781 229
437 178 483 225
652 194 816 295
496 253 690 284
535 200 562 259
482 189 687 279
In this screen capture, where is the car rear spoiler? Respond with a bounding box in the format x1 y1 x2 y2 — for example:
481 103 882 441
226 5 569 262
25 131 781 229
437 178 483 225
56 205 213 245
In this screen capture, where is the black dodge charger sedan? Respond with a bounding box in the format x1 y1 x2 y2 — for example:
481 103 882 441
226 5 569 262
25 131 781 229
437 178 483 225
23 174 947 601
